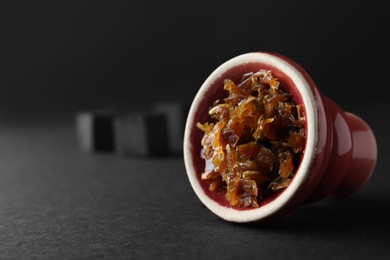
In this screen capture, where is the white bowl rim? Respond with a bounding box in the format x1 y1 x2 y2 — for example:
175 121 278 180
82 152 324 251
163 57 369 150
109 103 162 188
183 52 318 223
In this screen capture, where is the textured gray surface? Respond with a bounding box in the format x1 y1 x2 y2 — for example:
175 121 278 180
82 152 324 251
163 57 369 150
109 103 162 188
0 116 389 259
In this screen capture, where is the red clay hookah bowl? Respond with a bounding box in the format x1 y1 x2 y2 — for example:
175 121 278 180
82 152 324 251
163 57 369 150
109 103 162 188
183 52 377 223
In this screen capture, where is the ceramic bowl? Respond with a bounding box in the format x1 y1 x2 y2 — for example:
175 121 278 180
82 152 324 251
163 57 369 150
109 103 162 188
183 52 377 223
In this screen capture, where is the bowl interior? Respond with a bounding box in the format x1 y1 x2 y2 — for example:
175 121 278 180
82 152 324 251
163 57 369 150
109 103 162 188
184 52 318 222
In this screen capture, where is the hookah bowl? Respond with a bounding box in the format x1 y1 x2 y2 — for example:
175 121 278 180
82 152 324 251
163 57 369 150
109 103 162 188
183 52 377 223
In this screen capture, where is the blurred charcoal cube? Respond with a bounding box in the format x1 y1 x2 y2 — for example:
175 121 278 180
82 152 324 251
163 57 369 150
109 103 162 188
76 110 116 152
114 111 169 157
152 101 190 155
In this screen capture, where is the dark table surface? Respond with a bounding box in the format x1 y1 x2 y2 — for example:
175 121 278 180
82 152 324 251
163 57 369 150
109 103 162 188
0 111 389 259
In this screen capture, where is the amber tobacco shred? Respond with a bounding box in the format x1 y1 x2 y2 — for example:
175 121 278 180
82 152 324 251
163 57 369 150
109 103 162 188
197 70 306 208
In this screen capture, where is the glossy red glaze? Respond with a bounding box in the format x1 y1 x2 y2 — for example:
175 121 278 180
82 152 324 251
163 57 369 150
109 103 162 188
183 52 378 223
331 112 377 198
306 96 353 202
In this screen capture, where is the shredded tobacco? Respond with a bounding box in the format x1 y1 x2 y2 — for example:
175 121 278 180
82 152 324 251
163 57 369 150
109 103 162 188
197 70 306 208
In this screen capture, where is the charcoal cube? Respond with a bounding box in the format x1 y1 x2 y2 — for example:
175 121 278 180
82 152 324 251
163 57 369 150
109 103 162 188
114 111 169 157
76 110 116 152
152 101 190 154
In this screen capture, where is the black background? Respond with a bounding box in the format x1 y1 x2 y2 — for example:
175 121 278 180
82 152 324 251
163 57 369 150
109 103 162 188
1 1 390 259
1 0 388 119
